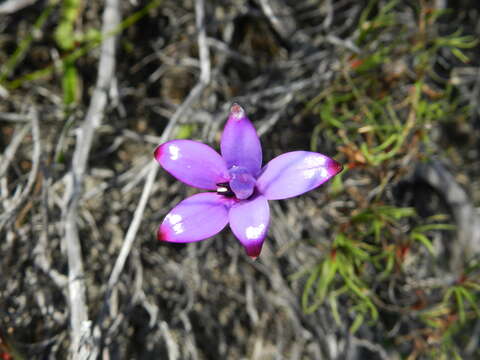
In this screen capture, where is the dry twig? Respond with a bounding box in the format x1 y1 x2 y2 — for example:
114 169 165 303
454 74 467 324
0 0 37 14
61 0 121 357
0 108 39 229
415 160 480 270
102 0 212 351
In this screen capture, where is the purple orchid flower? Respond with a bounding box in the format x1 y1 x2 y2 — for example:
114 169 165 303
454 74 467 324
154 104 343 259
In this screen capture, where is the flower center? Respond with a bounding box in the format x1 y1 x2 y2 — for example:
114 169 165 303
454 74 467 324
227 166 256 200
216 166 256 200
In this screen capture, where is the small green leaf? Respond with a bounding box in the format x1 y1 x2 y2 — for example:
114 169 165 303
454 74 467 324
175 124 196 139
329 294 342 326
302 265 322 313
411 232 435 255
414 224 455 232
350 314 364 334
316 259 337 303
457 287 480 317
62 61 79 106
455 289 466 323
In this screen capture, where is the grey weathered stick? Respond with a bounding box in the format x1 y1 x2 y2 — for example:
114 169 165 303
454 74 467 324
0 109 39 230
0 112 31 122
196 0 210 84
62 0 120 358
415 160 480 271
0 0 37 14
106 0 211 293
160 321 180 360
35 171 68 289
256 0 297 41
350 337 389 360
0 123 30 180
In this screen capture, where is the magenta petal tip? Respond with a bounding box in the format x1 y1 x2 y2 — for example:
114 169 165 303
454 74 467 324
157 226 168 242
245 243 263 259
153 144 162 160
329 159 343 176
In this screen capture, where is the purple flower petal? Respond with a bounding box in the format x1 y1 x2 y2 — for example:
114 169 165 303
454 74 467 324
229 194 270 258
158 192 231 243
221 104 262 177
256 151 343 200
154 140 229 190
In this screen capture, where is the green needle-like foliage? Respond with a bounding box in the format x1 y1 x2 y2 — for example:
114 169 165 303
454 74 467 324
299 1 479 356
